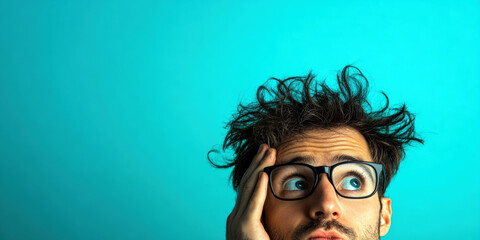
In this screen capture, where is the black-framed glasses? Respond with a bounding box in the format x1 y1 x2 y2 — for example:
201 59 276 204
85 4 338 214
264 161 385 201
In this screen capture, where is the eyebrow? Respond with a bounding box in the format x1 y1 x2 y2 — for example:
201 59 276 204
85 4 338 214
286 154 364 165
286 155 375 180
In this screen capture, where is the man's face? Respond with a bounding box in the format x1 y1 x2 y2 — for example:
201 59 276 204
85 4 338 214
263 127 392 240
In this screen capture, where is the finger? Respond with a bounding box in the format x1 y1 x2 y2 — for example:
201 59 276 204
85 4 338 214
237 148 276 216
230 144 268 221
245 171 269 220
237 144 268 192
234 145 268 202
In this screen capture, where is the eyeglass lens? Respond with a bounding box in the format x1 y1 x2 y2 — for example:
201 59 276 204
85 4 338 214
269 162 377 199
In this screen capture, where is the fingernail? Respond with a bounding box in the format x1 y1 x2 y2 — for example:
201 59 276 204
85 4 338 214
257 145 263 154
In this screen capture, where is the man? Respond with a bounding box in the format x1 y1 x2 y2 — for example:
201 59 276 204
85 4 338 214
210 66 423 240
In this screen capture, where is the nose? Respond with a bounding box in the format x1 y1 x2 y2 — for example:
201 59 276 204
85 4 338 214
307 174 342 220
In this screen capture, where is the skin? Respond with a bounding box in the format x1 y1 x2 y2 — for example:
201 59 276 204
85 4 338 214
227 127 392 240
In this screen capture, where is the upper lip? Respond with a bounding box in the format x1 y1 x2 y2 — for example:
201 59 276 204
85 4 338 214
308 229 344 240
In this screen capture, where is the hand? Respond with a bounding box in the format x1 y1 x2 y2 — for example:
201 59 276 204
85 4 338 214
226 144 277 240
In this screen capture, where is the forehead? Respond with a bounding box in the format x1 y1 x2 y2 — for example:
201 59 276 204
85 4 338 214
276 127 373 165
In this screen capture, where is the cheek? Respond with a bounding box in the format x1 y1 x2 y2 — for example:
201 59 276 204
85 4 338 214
341 198 381 228
264 191 304 236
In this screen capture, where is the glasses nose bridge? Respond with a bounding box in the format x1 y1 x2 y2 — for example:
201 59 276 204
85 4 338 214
313 166 334 185
313 165 331 176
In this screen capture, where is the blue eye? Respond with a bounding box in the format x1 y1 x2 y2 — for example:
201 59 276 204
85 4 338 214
284 178 307 191
341 177 361 190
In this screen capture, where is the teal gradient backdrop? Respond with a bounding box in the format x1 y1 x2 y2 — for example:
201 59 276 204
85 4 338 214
1 1 479 239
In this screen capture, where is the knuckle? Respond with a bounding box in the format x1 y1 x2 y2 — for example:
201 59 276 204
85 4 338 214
238 219 250 229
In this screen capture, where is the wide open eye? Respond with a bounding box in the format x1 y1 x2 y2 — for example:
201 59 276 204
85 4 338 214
332 162 377 198
283 177 308 191
339 176 362 191
270 164 315 199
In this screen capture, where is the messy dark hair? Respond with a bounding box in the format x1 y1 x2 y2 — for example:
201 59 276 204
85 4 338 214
209 65 423 197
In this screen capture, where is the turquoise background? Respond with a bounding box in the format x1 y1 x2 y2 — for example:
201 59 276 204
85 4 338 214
1 1 479 239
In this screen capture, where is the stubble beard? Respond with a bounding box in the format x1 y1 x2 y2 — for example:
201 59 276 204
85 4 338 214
266 216 380 240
